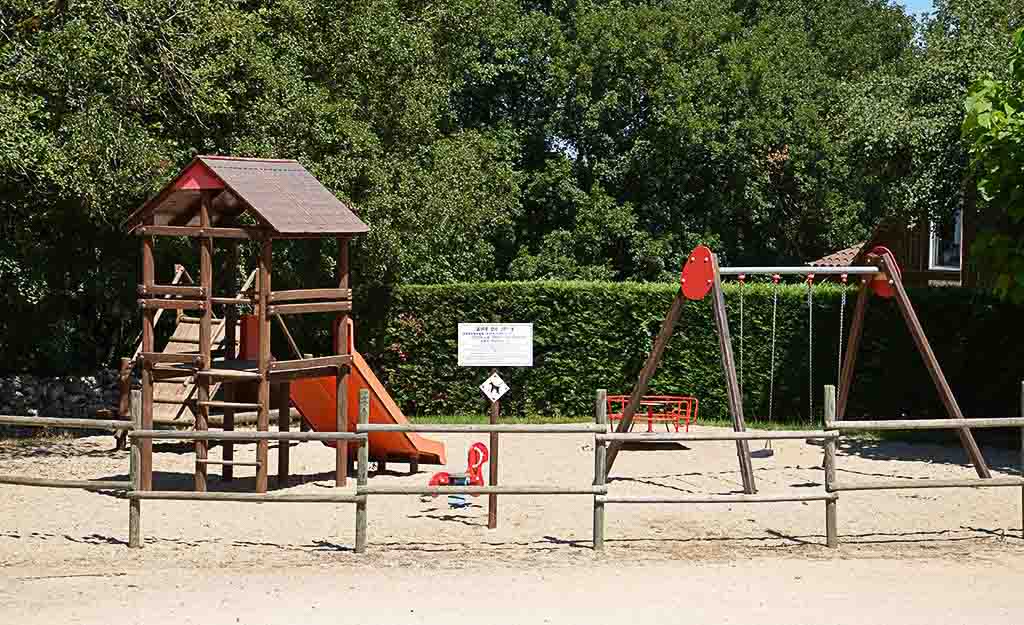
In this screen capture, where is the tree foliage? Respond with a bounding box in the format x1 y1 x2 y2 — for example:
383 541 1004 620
0 0 1021 372
963 28 1024 303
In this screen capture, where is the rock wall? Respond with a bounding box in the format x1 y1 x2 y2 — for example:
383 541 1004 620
0 371 121 418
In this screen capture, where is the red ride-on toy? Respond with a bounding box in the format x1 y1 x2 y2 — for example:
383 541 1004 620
428 442 489 508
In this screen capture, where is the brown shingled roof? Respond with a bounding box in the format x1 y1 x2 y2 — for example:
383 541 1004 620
124 156 368 237
809 242 866 267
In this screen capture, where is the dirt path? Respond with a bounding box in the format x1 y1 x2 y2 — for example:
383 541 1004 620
4 554 1024 625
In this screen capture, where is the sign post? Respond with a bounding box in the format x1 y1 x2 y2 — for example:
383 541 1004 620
479 370 510 529
460 324 532 530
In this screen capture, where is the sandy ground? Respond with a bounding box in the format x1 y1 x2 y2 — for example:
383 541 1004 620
2 425 1024 622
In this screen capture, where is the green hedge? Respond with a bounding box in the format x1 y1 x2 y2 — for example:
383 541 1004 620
358 281 1024 424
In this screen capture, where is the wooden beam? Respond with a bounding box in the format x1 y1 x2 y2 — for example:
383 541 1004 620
836 282 870 420
138 298 205 311
135 225 262 239
270 355 350 372
278 382 291 488
604 290 686 472
275 314 303 360
140 229 155 491
336 237 350 488
195 191 214 492
709 253 755 494
268 288 352 303
256 238 272 493
878 252 991 478
138 284 204 298
267 301 352 316
139 352 202 366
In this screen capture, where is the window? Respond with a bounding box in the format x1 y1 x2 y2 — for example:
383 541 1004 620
929 209 962 270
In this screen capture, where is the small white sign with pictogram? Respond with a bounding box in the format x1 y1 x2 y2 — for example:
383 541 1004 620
479 372 510 403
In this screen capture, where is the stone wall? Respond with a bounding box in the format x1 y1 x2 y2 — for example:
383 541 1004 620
0 370 121 418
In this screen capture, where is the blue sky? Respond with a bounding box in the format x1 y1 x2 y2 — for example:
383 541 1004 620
899 0 934 15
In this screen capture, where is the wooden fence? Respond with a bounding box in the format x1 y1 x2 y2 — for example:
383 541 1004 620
594 389 840 549
824 382 1024 542
0 413 139 547
3 384 1023 552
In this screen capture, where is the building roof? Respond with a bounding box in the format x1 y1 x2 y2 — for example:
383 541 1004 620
808 242 866 267
124 156 368 237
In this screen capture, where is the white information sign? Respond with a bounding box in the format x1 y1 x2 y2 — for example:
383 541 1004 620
458 323 533 368
479 372 510 403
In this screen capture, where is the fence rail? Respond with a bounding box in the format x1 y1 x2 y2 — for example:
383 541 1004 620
5 383 1024 554
357 423 605 434
0 415 133 430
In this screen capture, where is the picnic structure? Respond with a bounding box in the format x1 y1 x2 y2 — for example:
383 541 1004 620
122 156 368 493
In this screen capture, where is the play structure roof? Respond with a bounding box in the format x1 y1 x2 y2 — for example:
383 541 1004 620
124 156 368 236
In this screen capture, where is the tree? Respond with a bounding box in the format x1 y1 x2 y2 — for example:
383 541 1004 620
963 28 1024 303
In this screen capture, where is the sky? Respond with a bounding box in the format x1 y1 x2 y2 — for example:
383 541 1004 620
899 0 934 15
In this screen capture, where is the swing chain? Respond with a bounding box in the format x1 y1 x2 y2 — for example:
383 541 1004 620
837 274 848 385
806 273 815 423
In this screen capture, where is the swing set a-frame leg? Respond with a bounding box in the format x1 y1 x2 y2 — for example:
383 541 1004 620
878 253 991 478
604 290 687 472
710 253 756 494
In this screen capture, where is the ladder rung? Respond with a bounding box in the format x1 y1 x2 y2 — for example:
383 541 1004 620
154 397 192 405
197 401 261 410
195 459 261 467
167 338 201 344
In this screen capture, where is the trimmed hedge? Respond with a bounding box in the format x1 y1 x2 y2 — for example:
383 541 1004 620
358 281 1024 424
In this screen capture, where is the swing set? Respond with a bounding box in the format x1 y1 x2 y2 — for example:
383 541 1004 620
604 244 991 493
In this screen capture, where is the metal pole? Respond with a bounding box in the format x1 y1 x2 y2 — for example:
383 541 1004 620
719 266 879 276
593 389 607 551
129 390 142 549
355 389 369 554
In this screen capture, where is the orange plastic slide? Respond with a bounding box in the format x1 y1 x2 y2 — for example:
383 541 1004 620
290 351 446 464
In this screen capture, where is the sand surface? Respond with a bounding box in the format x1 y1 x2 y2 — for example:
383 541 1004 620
2 425 1024 623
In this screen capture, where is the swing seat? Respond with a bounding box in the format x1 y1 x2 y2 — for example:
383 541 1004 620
607 395 699 432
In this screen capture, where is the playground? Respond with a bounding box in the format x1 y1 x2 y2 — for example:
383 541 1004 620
3 156 1024 623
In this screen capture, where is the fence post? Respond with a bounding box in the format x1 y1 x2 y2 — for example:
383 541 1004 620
355 389 370 554
824 384 838 548
593 389 607 551
129 390 142 549
1020 380 1023 540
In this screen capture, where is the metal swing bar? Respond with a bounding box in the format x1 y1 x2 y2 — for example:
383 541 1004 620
719 266 879 276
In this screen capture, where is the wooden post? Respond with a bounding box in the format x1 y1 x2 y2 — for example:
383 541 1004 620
256 238 272 493
709 253 756 494
116 357 131 450
488 390 500 530
129 390 142 549
222 241 238 481
194 193 214 492
836 282 869 420
140 229 155 491
824 385 838 548
1020 380 1023 539
355 389 369 554
336 237 350 487
593 389 607 551
879 253 991 478
278 382 291 488
605 290 686 471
